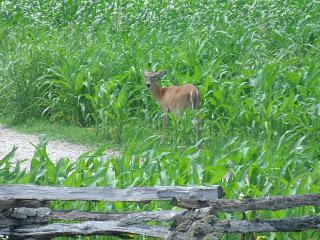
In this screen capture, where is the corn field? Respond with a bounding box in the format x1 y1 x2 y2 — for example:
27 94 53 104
0 0 320 239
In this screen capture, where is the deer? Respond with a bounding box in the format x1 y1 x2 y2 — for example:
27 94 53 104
144 70 200 143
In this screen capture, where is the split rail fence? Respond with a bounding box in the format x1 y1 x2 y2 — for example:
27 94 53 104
0 184 319 239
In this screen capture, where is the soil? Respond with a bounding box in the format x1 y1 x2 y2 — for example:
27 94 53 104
0 124 119 169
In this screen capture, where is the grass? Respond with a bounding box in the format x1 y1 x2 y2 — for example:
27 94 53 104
0 0 320 239
1 129 319 240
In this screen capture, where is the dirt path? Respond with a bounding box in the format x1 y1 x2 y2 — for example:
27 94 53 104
0 124 119 168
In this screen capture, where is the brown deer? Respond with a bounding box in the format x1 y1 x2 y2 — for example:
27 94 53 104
144 70 200 143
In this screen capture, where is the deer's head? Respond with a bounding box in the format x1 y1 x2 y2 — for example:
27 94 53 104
144 70 166 88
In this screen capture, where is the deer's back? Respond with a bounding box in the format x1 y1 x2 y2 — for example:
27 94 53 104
160 84 199 114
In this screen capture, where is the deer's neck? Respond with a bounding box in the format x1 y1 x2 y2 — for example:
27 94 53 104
149 82 163 102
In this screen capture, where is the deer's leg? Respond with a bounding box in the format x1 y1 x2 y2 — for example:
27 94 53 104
193 117 200 143
161 111 168 144
163 111 168 128
190 90 200 144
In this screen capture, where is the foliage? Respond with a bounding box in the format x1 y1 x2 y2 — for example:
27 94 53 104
0 0 320 239
1 133 319 239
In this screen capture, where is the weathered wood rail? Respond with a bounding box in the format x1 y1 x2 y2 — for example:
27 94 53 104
0 184 223 239
0 184 319 239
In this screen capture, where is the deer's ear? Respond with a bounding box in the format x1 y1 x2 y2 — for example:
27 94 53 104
158 70 167 77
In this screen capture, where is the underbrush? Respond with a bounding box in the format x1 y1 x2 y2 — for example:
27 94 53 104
1 132 319 239
0 1 319 143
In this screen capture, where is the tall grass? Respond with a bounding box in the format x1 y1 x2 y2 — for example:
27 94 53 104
1 134 319 239
0 0 320 239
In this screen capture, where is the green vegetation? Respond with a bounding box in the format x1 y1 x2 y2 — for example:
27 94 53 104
0 0 320 239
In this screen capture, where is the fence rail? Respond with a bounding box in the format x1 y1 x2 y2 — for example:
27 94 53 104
0 184 224 202
171 193 320 211
0 184 319 239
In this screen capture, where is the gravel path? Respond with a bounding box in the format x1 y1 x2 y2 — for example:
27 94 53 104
0 124 119 168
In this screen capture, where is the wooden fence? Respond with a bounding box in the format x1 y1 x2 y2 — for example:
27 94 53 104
0 184 319 239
